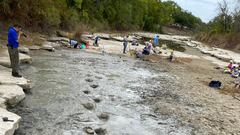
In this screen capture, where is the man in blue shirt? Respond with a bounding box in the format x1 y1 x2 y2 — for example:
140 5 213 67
153 35 159 47
8 24 22 77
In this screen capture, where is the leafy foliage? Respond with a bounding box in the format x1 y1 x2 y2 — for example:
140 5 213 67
0 0 202 32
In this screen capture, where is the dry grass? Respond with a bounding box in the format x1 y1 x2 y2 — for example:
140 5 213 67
196 33 240 53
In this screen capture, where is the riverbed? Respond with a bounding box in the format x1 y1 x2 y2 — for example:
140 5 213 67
9 49 193 135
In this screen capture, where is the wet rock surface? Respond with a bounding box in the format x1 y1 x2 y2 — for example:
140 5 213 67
93 98 101 103
8 50 191 135
90 84 99 89
97 113 109 121
82 102 95 110
83 90 91 95
9 49 230 135
0 85 25 107
94 128 107 135
19 46 30 54
0 108 21 135
0 49 32 68
0 65 31 90
83 127 94 134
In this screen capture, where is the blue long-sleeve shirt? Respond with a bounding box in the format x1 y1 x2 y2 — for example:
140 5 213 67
153 35 159 46
8 27 19 48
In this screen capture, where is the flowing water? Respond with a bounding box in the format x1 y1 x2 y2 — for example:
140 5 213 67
10 49 193 135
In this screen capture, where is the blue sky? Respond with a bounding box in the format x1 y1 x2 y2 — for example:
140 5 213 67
163 0 237 22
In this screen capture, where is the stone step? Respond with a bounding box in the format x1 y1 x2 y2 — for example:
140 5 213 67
0 49 32 68
0 66 31 90
0 108 21 135
0 85 25 107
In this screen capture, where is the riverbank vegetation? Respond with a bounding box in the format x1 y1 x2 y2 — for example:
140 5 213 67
196 0 240 51
0 0 202 33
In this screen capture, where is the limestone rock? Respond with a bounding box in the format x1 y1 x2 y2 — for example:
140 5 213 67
43 41 60 48
0 98 6 108
0 49 32 67
85 78 93 82
18 46 30 54
94 128 107 135
90 84 99 89
82 102 95 110
82 34 94 39
27 45 41 50
48 37 69 43
19 53 32 64
94 33 110 40
41 44 55 52
112 36 124 42
0 85 25 107
0 66 31 90
83 127 94 134
97 113 109 121
0 108 21 135
93 98 101 103
58 41 70 47
83 90 90 94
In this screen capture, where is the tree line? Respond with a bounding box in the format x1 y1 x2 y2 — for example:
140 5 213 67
0 0 202 32
202 0 240 34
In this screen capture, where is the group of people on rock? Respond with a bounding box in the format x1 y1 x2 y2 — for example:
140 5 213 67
123 35 159 56
225 60 240 89
123 35 175 62
69 35 100 49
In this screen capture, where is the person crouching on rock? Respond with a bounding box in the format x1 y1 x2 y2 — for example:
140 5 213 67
7 24 23 78
70 39 79 48
142 41 153 55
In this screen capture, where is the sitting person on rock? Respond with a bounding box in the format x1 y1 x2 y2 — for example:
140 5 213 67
224 60 234 73
142 41 153 55
231 66 239 78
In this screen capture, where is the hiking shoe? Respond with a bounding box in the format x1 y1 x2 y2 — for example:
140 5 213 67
12 72 22 78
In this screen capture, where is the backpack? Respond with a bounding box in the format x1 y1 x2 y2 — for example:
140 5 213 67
209 81 222 89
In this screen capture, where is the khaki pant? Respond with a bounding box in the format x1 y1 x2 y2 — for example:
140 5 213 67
8 46 19 74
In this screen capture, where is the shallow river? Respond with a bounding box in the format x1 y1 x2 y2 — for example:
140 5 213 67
10 49 192 135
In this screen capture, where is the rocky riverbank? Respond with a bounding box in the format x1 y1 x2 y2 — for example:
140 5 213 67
0 40 59 134
1 31 240 134
0 48 31 135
